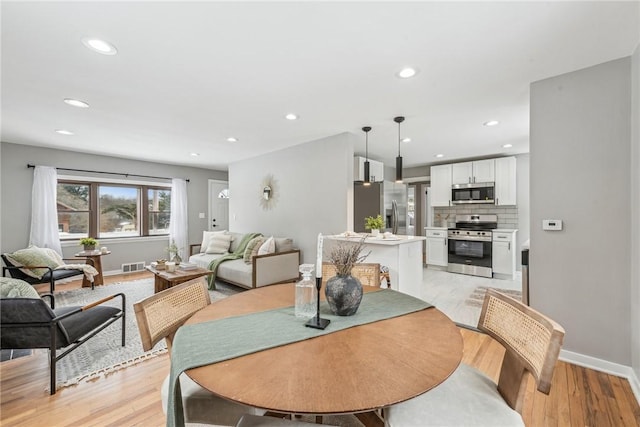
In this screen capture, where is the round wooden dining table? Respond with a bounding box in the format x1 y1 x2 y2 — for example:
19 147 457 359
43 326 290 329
184 282 463 422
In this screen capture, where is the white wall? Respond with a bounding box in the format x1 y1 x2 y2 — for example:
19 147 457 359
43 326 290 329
530 57 631 365
631 43 640 382
516 154 530 262
229 133 355 265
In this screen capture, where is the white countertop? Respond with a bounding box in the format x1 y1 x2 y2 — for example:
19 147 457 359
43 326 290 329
424 226 447 230
493 229 518 233
325 234 426 245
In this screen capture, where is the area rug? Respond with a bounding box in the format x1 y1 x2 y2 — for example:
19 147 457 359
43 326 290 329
465 286 522 308
51 278 240 391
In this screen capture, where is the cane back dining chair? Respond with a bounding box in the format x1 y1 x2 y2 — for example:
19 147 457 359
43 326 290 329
322 262 382 287
384 288 565 427
133 277 264 425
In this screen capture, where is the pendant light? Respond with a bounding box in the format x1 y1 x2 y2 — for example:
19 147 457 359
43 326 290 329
394 116 405 183
362 126 372 186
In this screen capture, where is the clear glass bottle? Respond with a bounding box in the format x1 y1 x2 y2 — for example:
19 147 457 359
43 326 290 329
295 264 316 318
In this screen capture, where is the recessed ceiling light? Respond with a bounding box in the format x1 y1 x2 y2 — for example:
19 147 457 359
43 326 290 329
81 37 118 55
55 129 74 135
397 67 418 79
285 113 298 120
226 137 238 142
63 98 89 108
483 120 499 127
435 154 444 158
402 137 411 143
190 152 200 157
502 144 513 148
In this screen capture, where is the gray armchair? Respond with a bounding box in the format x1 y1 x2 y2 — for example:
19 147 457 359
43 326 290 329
0 278 125 394
2 253 95 307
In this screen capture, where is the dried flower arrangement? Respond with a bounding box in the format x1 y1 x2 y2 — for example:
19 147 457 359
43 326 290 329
328 237 370 276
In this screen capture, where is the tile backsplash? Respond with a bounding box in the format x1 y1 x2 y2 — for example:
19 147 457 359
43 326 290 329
433 206 519 229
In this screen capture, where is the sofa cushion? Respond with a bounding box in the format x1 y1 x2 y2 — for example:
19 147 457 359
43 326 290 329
217 259 252 286
206 234 232 254
274 238 293 253
200 230 229 253
243 236 265 264
228 232 246 253
257 236 275 256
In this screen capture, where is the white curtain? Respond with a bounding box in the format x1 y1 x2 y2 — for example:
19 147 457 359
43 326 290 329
29 166 63 255
169 178 189 261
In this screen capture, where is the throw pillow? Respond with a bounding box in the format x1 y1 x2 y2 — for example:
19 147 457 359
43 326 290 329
243 236 265 264
200 230 229 253
205 234 233 254
257 236 276 256
6 246 61 279
0 277 41 299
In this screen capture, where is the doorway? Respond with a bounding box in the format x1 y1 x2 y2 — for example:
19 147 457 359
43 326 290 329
208 180 229 231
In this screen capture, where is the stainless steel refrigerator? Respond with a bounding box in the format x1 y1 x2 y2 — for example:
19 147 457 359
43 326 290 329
354 181 408 234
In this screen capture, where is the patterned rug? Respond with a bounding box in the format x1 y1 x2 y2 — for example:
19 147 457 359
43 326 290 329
464 286 522 308
51 277 240 391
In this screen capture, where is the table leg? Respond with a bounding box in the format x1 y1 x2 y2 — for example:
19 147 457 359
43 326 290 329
154 275 171 293
83 255 104 288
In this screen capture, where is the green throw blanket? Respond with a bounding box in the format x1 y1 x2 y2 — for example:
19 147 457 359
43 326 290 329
206 232 262 290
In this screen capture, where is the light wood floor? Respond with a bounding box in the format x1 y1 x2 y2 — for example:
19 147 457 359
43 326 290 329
1 273 639 426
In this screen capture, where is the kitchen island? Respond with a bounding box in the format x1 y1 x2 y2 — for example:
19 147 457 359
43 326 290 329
324 234 426 299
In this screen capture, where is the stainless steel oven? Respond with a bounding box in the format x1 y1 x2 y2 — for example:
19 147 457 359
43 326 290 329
447 214 497 278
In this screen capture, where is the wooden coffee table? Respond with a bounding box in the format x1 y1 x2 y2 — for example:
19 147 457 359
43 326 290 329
146 265 214 293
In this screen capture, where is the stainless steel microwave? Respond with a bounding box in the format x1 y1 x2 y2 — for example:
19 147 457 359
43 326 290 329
451 182 495 204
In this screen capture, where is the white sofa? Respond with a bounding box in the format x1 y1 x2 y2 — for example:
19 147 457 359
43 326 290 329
188 232 300 289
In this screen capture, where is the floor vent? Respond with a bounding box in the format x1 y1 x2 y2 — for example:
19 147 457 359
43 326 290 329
122 261 146 273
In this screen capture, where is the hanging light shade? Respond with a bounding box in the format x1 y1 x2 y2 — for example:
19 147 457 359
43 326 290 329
394 116 405 183
362 126 372 186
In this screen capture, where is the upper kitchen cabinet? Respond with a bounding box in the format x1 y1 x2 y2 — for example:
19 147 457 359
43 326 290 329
451 159 495 184
495 156 517 205
354 156 384 182
430 164 452 207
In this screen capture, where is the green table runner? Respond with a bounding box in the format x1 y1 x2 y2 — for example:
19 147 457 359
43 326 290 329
167 289 433 427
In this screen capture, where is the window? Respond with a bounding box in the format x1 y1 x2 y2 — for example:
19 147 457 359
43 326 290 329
57 180 171 240
57 183 90 239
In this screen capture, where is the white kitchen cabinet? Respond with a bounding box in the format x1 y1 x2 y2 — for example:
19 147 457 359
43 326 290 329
354 156 384 182
495 156 517 205
492 230 517 279
430 164 452 207
425 228 448 267
452 159 495 184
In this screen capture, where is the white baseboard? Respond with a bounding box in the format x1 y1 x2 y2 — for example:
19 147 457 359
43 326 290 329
560 349 640 405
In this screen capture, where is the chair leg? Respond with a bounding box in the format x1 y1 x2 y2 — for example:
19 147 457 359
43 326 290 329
50 277 55 308
121 303 126 346
50 325 57 395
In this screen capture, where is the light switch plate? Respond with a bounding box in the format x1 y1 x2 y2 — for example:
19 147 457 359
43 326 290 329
198 212 205 219
543 219 563 231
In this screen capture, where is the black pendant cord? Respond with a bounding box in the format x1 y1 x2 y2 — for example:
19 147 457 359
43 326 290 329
26 164 190 182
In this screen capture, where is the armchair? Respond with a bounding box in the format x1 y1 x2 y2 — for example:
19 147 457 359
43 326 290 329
0 277 125 394
2 253 95 308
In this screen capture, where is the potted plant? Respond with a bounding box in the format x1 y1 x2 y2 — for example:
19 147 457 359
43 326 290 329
325 238 370 316
364 214 385 236
166 239 182 264
79 237 98 251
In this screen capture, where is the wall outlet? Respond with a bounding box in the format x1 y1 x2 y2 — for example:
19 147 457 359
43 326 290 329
542 219 563 231
198 212 205 219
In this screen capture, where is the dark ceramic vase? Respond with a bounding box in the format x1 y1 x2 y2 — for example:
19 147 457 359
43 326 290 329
325 274 363 316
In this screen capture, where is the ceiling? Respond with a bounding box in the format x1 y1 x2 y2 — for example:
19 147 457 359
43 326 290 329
2 2 638 171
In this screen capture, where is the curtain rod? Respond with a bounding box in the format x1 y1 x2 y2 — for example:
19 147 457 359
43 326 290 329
27 164 190 183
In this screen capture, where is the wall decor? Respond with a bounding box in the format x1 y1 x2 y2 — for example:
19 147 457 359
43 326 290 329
259 173 279 210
